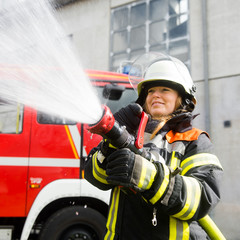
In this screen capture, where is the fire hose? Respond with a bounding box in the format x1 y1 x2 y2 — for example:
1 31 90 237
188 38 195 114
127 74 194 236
87 105 226 240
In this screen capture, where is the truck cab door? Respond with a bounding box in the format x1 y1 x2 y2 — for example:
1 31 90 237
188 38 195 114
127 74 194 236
0 102 32 217
26 110 82 213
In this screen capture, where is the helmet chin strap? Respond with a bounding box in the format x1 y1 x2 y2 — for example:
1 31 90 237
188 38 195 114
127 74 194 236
181 97 195 112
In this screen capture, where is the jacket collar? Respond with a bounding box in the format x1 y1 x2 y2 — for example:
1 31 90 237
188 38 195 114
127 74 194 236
145 112 198 136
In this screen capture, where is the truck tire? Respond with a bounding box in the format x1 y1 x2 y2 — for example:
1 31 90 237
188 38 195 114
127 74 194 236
38 206 106 240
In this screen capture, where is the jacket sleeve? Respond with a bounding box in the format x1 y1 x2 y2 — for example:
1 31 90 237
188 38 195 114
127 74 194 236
84 143 114 191
142 133 223 221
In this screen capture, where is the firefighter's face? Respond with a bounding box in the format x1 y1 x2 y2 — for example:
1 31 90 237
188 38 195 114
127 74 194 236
145 86 179 118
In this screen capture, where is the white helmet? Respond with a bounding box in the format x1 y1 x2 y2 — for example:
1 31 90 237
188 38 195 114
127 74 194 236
133 53 196 107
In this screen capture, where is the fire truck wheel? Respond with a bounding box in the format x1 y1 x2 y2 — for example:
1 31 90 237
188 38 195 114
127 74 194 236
38 206 106 240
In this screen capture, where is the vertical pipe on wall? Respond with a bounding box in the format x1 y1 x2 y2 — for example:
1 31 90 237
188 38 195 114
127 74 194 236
201 0 211 134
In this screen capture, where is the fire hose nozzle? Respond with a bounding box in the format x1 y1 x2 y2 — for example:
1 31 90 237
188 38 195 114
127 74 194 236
87 105 115 135
87 104 150 160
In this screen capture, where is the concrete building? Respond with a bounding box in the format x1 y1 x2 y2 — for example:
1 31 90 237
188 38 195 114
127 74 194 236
54 0 239 239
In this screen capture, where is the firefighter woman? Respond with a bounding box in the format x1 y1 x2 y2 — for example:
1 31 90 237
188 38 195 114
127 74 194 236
85 55 224 239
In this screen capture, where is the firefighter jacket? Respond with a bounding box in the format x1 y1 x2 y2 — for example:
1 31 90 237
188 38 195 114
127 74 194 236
85 112 223 240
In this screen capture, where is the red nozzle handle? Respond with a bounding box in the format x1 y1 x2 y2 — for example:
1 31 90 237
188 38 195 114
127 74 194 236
87 105 115 135
135 111 148 149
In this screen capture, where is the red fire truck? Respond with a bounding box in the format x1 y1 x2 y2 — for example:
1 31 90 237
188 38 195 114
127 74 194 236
0 69 136 240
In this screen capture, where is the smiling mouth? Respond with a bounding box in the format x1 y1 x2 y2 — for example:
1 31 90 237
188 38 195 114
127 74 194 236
152 102 164 107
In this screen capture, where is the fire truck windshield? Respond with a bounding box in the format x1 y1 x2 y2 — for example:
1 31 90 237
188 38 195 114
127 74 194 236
95 86 137 114
36 85 137 125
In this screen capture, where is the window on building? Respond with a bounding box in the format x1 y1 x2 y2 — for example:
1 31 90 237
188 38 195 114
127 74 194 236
110 0 190 72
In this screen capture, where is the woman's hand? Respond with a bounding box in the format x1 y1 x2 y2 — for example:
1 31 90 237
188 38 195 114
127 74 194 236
114 103 143 135
106 148 157 191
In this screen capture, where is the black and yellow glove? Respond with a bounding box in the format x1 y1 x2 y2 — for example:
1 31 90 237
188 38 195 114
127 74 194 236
95 139 116 164
114 103 143 135
106 148 157 191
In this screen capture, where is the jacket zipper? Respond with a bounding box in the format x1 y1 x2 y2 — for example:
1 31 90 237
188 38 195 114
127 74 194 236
152 207 157 226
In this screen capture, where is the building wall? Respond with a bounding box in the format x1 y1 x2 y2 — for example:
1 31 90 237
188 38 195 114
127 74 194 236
56 0 110 70
190 1 240 238
56 0 240 238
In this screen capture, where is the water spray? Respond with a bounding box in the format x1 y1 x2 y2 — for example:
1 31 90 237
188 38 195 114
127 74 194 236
0 0 102 124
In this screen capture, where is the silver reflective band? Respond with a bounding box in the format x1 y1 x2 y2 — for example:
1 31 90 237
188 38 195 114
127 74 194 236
97 151 106 163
